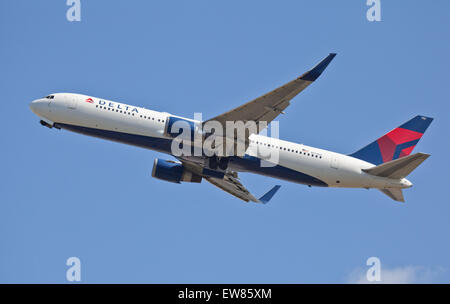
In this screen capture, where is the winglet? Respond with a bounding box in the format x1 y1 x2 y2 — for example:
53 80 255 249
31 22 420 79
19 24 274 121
259 185 281 204
300 53 337 81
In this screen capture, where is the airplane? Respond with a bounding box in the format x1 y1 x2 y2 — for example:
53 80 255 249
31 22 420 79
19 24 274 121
29 53 433 204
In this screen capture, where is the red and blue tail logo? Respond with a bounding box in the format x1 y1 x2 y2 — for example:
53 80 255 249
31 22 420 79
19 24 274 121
350 115 433 165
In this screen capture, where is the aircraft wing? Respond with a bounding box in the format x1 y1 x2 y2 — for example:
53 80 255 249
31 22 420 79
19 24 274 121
203 53 336 136
179 158 280 203
205 175 281 204
205 174 259 202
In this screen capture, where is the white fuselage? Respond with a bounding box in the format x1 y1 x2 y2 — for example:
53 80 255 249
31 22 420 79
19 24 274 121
29 93 412 190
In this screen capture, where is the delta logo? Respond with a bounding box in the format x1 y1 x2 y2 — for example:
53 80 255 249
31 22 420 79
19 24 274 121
85 98 94 103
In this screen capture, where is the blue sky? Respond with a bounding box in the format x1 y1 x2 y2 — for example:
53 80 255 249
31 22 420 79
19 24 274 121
1 1 449 283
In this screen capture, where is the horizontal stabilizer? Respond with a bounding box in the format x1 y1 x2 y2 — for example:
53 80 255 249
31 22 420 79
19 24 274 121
363 152 430 179
379 188 405 202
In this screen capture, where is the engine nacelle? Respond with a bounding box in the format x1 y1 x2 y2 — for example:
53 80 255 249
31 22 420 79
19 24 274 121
151 159 202 183
165 116 200 139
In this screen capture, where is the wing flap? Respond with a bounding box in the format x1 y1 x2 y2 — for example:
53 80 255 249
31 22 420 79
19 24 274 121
205 175 281 204
205 175 259 202
178 156 282 204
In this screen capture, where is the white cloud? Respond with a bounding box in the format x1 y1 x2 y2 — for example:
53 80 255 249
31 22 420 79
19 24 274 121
347 265 445 284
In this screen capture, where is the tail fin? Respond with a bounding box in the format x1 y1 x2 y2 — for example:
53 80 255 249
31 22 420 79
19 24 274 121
350 115 433 165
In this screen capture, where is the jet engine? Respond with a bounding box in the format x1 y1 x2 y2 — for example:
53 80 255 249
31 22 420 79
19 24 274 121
151 159 202 183
164 116 199 139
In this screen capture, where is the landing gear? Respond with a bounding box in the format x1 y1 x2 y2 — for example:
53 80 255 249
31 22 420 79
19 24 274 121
218 157 229 170
208 156 229 170
39 120 60 129
40 120 53 129
209 156 218 170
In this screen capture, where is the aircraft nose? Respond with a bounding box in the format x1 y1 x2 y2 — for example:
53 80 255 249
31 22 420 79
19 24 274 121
29 99 47 116
29 99 37 111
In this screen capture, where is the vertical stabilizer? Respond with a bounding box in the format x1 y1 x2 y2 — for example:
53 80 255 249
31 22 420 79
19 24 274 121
350 115 433 165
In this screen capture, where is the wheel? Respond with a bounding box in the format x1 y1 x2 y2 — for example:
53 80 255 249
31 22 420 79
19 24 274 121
218 157 229 170
209 156 218 170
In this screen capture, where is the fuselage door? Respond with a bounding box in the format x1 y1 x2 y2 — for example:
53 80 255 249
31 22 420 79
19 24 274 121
66 95 77 110
330 156 339 169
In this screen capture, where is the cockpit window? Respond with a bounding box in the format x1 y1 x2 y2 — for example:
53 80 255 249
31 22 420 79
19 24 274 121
44 95 55 99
